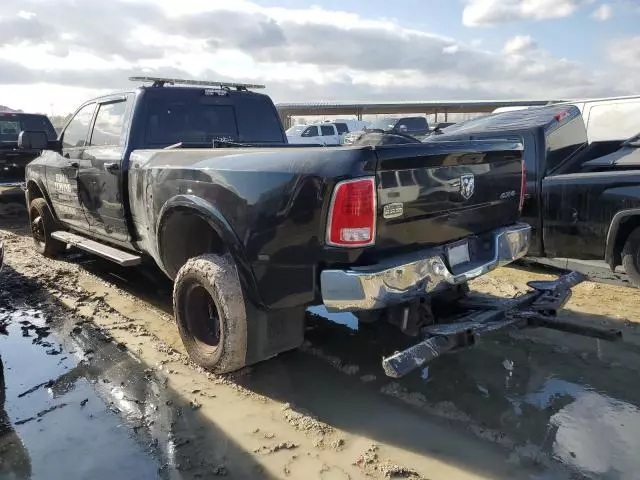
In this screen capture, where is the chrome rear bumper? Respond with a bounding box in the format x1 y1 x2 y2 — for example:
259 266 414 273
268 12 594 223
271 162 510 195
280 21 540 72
320 223 531 312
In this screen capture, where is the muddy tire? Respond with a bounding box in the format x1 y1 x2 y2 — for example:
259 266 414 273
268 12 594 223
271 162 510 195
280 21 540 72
28 198 65 257
622 228 640 287
173 254 248 373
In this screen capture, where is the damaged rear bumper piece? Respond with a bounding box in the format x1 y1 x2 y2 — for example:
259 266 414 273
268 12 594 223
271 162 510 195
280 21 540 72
321 223 531 312
381 271 622 378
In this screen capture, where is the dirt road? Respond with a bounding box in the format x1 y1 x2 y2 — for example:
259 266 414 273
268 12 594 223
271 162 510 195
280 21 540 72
2 203 640 479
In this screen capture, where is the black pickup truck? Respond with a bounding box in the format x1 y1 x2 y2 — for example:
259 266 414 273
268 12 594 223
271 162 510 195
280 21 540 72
0 112 58 198
426 105 640 285
18 77 533 374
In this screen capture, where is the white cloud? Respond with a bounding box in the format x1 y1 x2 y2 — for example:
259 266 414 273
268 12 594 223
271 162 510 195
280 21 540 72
0 0 634 113
502 35 538 55
591 4 612 20
463 0 593 26
608 36 640 68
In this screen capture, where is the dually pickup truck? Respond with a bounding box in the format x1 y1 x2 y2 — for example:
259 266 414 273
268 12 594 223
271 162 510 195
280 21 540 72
427 105 640 285
18 76 536 375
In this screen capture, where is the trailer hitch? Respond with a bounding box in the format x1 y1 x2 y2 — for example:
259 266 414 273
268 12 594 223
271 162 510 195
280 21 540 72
381 271 622 379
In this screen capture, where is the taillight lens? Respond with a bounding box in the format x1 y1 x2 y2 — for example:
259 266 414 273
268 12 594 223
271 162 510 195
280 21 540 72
519 160 526 213
326 177 376 247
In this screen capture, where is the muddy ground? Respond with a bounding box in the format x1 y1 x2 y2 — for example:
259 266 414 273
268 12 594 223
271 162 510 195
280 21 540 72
1 201 640 479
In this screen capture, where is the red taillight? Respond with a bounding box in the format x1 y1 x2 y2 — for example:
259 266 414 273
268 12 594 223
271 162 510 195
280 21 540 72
519 160 526 213
327 177 376 247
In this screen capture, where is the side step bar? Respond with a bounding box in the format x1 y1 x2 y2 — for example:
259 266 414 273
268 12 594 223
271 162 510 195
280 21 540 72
52 231 142 267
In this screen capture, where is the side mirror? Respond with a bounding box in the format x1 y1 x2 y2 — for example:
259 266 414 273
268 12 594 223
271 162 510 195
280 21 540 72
397 125 408 133
18 130 48 150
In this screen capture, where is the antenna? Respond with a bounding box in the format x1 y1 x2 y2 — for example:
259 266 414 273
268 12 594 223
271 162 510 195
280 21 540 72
128 76 266 91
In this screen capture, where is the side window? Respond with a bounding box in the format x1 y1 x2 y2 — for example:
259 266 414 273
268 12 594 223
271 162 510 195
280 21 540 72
302 126 318 137
62 104 95 148
320 125 334 136
335 123 349 134
90 99 128 146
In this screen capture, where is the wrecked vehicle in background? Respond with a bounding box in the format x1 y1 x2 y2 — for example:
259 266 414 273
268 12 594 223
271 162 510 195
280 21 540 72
18 77 609 378
426 105 640 286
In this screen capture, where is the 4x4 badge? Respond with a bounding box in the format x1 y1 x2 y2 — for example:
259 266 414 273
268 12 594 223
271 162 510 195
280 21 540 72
383 203 404 219
460 173 475 200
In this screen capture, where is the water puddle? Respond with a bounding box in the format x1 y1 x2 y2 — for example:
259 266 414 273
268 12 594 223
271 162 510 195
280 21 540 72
0 303 180 479
304 309 640 479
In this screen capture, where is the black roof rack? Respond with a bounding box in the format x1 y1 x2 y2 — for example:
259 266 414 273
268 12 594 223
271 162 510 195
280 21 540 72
129 76 266 91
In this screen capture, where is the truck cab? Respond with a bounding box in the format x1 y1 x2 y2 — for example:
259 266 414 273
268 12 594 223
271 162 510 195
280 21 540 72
27 78 287 252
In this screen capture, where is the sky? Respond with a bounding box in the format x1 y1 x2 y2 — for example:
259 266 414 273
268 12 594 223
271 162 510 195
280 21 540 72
0 0 639 115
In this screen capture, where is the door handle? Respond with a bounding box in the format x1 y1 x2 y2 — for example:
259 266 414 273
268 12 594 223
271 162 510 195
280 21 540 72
523 193 533 200
104 162 120 173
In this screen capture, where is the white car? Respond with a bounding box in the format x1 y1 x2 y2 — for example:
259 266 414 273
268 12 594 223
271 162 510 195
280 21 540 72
286 123 341 146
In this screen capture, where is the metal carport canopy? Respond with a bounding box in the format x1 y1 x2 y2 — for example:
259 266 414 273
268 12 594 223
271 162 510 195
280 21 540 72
275 99 565 122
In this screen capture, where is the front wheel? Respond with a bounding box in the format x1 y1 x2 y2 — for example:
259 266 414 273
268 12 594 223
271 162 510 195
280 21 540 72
622 227 640 287
173 254 249 373
28 198 66 257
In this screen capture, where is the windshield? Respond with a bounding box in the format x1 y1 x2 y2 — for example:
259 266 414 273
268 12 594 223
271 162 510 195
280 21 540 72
286 125 306 136
0 114 57 143
368 118 397 131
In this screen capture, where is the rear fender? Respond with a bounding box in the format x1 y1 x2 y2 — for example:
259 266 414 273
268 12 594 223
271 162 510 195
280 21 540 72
156 195 263 307
605 208 640 267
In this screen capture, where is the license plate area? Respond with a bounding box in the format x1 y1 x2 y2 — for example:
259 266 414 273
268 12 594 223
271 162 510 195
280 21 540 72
447 240 470 267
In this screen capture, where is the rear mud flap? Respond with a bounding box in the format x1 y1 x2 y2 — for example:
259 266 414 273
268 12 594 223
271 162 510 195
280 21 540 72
382 272 622 378
244 301 306 366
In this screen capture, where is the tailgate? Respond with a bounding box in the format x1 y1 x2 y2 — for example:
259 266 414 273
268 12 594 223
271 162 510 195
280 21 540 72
374 139 524 251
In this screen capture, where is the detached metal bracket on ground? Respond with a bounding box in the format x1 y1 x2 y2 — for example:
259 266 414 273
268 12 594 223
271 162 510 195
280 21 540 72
382 271 623 378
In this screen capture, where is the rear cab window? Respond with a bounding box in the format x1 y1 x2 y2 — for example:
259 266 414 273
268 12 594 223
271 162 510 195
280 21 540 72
140 88 285 147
